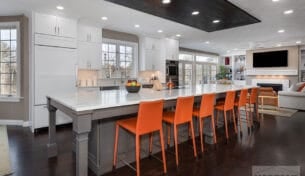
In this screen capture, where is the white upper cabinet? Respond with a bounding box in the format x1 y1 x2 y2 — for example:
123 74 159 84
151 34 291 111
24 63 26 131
34 13 77 38
56 17 77 38
78 24 102 43
163 38 179 61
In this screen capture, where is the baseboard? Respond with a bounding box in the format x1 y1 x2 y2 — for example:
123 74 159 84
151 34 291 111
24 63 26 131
0 120 30 127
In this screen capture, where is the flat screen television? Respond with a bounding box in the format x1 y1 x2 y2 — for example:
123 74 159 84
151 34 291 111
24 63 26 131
253 50 288 67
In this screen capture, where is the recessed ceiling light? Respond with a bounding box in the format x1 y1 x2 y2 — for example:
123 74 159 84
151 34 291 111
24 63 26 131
205 41 210 44
272 0 279 2
284 9 294 15
278 29 285 33
101 16 108 21
192 11 200 15
213 20 220 23
162 0 171 4
296 41 302 44
157 30 163 33
134 24 140 28
277 44 282 47
56 5 64 10
176 34 181 37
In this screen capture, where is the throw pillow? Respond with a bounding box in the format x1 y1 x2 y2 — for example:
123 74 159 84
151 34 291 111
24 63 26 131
297 83 305 92
288 84 298 91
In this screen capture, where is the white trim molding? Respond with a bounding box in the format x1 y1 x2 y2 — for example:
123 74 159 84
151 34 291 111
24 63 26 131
246 69 298 76
0 120 30 127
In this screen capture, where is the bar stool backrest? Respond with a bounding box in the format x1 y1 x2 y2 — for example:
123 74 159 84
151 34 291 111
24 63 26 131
238 89 248 106
174 96 194 124
249 88 259 104
136 100 164 135
199 93 215 117
224 90 236 111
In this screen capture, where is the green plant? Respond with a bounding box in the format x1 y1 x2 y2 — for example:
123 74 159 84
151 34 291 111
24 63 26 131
216 65 231 80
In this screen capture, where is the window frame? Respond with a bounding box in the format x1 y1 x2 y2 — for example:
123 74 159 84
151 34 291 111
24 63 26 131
0 22 21 102
102 38 138 79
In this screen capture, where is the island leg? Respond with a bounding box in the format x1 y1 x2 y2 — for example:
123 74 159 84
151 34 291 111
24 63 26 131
47 98 58 158
73 114 92 176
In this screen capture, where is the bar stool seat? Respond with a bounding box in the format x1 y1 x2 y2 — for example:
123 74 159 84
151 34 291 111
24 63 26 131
113 100 167 176
163 96 197 167
192 93 217 154
162 112 175 124
215 90 237 141
116 118 137 133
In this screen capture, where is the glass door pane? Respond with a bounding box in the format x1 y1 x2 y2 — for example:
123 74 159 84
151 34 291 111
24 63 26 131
196 64 203 84
184 63 192 85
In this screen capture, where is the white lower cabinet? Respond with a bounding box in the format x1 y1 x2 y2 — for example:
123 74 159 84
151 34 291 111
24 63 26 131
34 105 72 129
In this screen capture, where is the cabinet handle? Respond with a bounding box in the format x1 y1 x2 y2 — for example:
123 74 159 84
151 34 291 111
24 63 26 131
57 27 60 35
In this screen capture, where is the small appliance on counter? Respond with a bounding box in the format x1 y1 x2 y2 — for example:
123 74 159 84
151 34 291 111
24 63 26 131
166 60 179 86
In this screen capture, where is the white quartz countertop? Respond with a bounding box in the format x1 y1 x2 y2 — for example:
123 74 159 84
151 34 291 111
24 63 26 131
47 84 256 112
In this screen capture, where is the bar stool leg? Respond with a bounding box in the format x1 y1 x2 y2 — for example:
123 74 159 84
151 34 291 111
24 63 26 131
113 124 119 170
149 133 153 156
232 109 237 134
211 114 217 144
224 111 229 140
167 125 171 148
174 125 179 167
190 120 197 158
199 118 204 153
135 135 140 176
237 107 242 134
159 129 167 174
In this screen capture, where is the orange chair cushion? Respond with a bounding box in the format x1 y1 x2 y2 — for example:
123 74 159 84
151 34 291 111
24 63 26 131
117 117 137 134
297 83 305 92
162 111 175 124
215 104 225 110
192 108 200 117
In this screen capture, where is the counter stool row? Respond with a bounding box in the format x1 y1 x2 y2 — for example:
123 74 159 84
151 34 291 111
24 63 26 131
112 88 259 176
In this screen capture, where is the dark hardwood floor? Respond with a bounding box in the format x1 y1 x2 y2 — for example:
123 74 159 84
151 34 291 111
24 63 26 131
7 111 305 176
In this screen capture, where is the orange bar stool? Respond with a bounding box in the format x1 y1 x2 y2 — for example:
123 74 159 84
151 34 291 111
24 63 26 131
163 96 197 167
192 93 217 153
234 89 249 135
247 87 259 127
215 90 237 141
113 100 167 176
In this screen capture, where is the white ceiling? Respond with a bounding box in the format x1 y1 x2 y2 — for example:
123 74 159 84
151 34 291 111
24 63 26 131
1 0 305 55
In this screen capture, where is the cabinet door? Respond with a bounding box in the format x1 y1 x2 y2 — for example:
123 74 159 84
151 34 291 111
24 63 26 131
77 24 90 42
35 45 77 105
57 17 77 38
91 27 102 43
78 42 101 69
35 13 57 36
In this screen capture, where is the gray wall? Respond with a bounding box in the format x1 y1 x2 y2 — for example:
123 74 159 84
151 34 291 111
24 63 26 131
0 15 29 121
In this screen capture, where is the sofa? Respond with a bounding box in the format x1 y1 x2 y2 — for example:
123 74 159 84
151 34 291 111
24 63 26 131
278 82 305 110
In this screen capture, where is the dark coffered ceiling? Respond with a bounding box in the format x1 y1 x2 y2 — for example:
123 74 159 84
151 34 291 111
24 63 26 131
105 0 261 32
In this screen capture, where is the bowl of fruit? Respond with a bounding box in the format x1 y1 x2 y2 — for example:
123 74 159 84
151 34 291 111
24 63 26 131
125 80 141 93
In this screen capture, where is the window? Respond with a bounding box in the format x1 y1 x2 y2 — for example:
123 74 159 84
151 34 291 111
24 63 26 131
179 52 219 85
0 22 20 99
102 39 137 79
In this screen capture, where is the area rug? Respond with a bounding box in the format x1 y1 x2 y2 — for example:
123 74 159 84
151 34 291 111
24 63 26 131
258 107 298 117
0 125 13 176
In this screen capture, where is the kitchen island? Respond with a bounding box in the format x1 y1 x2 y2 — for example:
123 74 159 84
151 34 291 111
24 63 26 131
47 84 257 176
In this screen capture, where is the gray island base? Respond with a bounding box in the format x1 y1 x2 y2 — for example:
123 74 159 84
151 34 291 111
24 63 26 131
47 84 257 176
